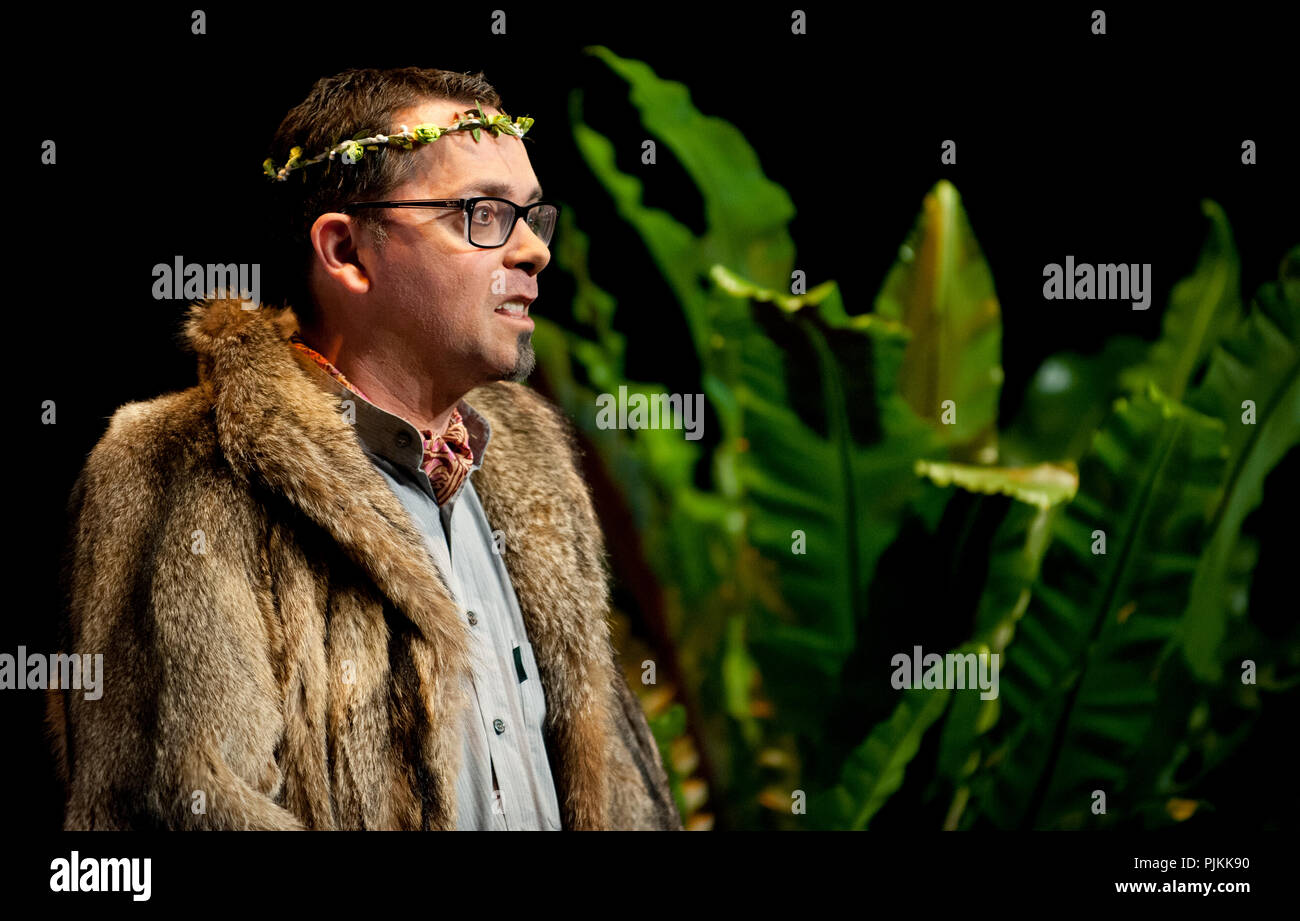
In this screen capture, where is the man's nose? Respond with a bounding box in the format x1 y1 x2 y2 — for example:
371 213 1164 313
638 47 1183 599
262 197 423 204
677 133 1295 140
506 218 551 274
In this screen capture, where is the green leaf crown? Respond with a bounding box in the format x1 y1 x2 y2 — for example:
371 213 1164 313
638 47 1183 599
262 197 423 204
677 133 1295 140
261 100 535 182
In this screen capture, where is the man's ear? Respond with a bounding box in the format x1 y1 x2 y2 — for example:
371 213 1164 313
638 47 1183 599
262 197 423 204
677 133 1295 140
309 212 371 295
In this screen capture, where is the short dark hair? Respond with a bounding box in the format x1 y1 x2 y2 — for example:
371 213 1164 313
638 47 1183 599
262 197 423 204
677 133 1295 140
261 67 505 327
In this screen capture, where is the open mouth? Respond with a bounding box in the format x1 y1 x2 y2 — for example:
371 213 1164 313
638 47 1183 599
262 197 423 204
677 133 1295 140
494 301 529 319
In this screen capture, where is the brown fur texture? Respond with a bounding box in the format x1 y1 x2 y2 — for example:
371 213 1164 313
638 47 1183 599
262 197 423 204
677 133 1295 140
46 296 682 831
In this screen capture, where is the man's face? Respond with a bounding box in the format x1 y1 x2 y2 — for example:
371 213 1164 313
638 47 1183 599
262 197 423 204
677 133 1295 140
355 98 550 388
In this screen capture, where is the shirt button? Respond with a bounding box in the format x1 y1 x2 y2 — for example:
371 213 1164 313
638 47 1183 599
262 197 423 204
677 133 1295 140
467 610 478 625
394 431 412 449
493 718 505 734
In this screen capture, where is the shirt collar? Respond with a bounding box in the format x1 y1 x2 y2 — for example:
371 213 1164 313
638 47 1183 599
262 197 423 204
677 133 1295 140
292 345 492 480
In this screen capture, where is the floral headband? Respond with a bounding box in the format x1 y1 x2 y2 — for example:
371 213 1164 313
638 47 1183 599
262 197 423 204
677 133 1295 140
262 100 535 182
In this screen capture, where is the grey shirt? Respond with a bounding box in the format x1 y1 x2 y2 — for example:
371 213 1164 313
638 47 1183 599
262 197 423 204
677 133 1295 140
304 361 563 831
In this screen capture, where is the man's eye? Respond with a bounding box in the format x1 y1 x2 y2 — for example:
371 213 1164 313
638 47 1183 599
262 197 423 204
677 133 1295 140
472 205 495 224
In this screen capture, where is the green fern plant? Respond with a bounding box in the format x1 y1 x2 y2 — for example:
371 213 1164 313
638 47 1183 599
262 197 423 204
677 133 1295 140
535 44 1300 830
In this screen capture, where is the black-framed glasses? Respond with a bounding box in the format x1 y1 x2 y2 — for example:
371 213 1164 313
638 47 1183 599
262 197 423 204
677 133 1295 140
341 197 560 248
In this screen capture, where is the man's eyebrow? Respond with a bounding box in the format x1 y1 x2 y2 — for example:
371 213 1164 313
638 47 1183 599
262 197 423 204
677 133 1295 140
463 180 544 202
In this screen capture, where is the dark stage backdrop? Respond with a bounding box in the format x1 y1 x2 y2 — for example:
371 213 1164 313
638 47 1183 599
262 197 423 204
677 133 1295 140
9 4 1297 831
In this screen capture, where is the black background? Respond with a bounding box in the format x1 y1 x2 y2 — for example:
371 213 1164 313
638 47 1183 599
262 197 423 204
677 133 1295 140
8 2 1298 840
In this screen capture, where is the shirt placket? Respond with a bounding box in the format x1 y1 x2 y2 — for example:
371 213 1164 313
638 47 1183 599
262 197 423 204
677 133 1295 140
449 497 540 832
428 525 506 831
466 490 563 832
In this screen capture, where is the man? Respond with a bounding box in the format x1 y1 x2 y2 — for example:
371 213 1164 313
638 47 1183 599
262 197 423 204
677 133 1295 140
46 66 682 831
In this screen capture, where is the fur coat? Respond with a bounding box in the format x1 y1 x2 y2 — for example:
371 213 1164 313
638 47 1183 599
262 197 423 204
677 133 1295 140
46 296 682 831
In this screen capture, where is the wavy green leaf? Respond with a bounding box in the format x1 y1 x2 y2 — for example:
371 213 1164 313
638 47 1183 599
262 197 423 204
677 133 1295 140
1180 248 1300 680
573 44 796 357
915 459 1079 510
1120 200 1243 402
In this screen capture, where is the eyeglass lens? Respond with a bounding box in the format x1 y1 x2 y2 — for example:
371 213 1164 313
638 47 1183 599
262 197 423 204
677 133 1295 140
468 199 558 247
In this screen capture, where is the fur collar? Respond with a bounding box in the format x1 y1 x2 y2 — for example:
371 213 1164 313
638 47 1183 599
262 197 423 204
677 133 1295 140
181 296 616 829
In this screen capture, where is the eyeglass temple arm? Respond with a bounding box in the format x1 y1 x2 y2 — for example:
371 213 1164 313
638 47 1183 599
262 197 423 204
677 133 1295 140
343 200 466 211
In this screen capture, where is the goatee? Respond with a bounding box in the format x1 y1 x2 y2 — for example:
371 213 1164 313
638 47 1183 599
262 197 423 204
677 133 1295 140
503 331 536 383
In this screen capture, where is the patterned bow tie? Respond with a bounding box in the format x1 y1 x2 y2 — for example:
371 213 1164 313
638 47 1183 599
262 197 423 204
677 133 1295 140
289 332 475 505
